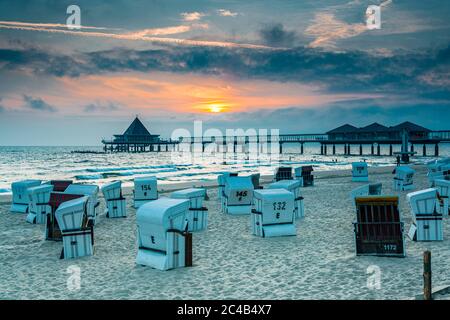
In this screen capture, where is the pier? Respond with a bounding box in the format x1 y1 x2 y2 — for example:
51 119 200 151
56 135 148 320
102 118 450 158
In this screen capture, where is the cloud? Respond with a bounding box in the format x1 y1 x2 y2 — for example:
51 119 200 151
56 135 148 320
22 95 56 112
84 102 120 113
305 13 367 48
0 21 269 49
181 12 205 22
124 24 208 37
259 23 297 48
218 9 238 17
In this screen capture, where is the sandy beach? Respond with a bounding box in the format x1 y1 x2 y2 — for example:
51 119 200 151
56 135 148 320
1 165 449 300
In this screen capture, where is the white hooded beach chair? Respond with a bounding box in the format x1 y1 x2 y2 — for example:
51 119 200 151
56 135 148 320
268 179 304 219
136 198 191 271
350 183 382 204
223 176 254 215
407 188 443 241
252 189 296 237
101 181 126 218
393 166 415 191
134 176 158 209
64 184 100 226
171 188 208 232
55 196 93 259
26 184 53 224
217 172 238 211
427 158 450 186
10 179 41 213
352 162 369 182
434 179 449 216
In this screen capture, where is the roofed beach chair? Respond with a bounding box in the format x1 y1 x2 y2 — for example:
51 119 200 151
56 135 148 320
47 180 73 192
252 189 296 238
64 184 100 226
350 183 382 204
268 179 304 219
352 162 369 182
407 188 443 241
274 167 293 182
101 181 126 218
393 166 415 191
133 176 158 209
26 184 54 224
217 172 238 211
10 179 41 213
427 158 450 186
434 179 450 216
46 192 84 241
171 188 208 232
299 166 314 187
223 176 254 215
136 198 191 271
353 196 405 257
55 196 94 259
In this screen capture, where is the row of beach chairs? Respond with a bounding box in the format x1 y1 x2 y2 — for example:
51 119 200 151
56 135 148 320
8 158 449 269
349 158 450 257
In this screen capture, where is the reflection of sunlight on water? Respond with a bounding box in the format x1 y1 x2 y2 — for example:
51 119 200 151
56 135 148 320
0 143 448 192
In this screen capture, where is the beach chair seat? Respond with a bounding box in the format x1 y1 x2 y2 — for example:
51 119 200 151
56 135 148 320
171 188 208 232
64 184 100 226
353 196 405 257
350 183 382 204
274 167 293 182
46 192 85 241
393 166 415 191
101 181 126 218
136 198 191 270
133 176 158 209
294 167 304 186
223 176 254 215
407 188 443 241
47 180 73 192
10 179 41 213
268 179 304 219
434 179 450 216
352 162 369 182
252 189 296 237
26 184 53 224
55 196 93 259
299 166 314 187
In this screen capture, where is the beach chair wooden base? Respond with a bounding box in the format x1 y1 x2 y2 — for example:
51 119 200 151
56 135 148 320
409 215 443 242
136 231 190 271
60 228 94 259
393 180 415 191
10 203 29 214
105 198 127 218
225 205 252 215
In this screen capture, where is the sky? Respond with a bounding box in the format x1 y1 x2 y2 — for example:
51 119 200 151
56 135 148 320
0 0 449 145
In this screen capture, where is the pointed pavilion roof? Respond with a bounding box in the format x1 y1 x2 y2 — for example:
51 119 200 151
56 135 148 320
326 124 358 134
123 117 152 136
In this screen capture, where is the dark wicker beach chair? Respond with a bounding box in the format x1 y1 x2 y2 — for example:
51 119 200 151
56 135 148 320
46 192 84 241
49 180 73 192
274 167 293 182
353 196 405 257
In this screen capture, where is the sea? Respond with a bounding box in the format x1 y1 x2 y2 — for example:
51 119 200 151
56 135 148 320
0 143 448 193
